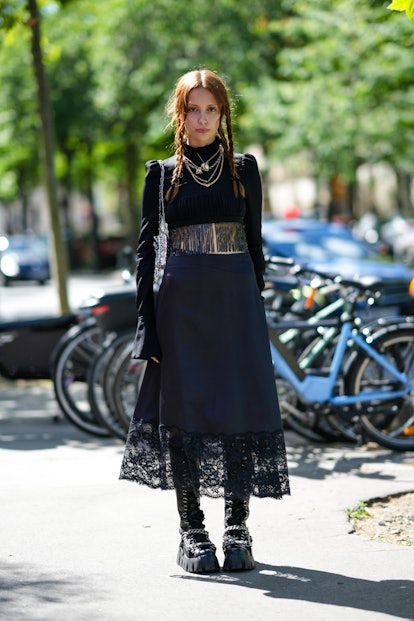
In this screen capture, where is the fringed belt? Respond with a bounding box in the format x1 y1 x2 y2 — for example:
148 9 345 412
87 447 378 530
169 222 248 255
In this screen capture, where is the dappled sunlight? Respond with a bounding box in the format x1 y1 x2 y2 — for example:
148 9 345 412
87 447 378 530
284 430 413 481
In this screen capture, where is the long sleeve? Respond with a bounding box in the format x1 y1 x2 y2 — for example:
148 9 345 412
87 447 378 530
240 154 266 291
131 160 163 360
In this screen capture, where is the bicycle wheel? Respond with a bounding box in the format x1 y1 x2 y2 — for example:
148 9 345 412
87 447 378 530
345 327 414 451
88 331 135 440
51 320 109 437
110 340 146 430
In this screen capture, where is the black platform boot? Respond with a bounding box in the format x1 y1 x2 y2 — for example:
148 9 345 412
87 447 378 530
223 497 255 571
176 489 220 574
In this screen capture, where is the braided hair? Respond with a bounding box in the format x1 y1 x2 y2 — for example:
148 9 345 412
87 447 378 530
165 69 245 202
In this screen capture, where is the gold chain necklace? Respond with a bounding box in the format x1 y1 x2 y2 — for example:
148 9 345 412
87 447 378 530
184 145 224 188
196 147 221 173
184 146 221 174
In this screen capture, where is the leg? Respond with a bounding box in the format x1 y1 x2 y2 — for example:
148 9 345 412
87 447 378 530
170 432 219 574
175 488 219 574
222 495 256 571
223 439 255 571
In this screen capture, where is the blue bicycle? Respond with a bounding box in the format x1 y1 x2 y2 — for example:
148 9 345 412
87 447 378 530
266 263 414 451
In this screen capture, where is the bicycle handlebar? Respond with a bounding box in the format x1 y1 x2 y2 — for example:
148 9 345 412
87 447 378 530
264 255 384 297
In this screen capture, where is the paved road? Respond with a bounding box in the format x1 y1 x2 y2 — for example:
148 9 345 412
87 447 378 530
1 378 413 621
0 271 133 321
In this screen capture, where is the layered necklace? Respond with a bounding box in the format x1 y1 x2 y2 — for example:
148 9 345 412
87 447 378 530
183 144 224 188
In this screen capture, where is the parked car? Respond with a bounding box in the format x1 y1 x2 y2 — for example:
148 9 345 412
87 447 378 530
0 234 51 285
261 218 414 315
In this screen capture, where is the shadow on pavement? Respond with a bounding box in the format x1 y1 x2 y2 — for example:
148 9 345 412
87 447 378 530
1 378 413 484
0 560 108 617
0 378 122 451
286 440 414 482
172 563 414 619
0 417 121 451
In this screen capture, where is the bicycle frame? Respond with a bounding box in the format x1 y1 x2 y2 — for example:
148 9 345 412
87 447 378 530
270 320 411 406
273 296 344 346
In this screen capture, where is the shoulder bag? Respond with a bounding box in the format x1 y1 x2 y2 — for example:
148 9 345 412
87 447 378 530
153 160 169 284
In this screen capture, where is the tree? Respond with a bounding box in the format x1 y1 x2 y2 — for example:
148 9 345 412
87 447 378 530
238 0 414 217
27 0 69 313
2 0 414 237
1 0 70 313
388 0 414 18
0 25 39 224
45 8 104 268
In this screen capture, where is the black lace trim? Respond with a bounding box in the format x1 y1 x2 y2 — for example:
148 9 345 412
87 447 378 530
119 420 290 499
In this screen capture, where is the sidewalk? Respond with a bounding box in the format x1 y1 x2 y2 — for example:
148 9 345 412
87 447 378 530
1 378 413 621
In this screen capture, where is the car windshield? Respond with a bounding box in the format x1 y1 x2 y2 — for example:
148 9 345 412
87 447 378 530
262 225 371 261
294 234 368 261
6 236 48 256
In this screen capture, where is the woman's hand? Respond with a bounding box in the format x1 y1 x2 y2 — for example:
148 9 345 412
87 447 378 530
151 356 160 363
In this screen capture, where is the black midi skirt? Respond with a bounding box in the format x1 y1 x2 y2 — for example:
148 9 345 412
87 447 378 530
120 253 290 499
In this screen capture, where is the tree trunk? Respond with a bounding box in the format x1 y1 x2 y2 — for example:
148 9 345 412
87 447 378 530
27 0 70 314
61 149 75 268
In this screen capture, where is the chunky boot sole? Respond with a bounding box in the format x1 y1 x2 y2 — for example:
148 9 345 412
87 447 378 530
177 542 220 574
223 547 256 571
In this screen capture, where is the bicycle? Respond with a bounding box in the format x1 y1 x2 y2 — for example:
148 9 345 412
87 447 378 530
266 263 414 451
264 257 378 442
50 283 136 436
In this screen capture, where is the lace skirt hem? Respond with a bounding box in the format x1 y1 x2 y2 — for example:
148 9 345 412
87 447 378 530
119 419 290 499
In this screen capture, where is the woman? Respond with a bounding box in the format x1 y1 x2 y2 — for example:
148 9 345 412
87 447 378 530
120 69 290 574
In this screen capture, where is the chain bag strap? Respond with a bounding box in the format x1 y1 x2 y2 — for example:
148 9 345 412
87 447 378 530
153 160 169 284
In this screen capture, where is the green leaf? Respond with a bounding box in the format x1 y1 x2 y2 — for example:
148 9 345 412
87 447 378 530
387 0 414 19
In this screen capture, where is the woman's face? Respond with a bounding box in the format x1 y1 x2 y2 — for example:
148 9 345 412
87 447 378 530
184 87 221 148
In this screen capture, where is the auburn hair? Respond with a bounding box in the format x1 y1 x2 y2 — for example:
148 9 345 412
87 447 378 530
165 69 244 201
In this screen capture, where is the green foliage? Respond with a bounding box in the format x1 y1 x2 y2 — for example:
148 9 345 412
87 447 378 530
238 0 414 183
388 0 414 18
0 12 38 200
1 0 414 229
347 502 369 521
0 1 26 30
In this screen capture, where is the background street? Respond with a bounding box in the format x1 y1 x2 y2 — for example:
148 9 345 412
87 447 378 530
0 272 131 321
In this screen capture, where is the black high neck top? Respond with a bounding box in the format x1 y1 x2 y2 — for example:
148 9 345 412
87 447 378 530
165 144 242 228
132 141 265 359
183 136 222 159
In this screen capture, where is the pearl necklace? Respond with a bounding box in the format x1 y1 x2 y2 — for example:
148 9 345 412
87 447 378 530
184 145 224 188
